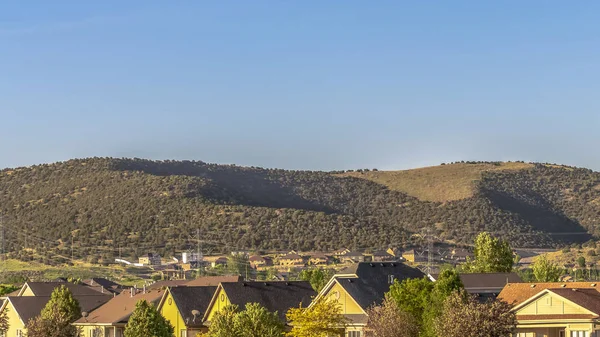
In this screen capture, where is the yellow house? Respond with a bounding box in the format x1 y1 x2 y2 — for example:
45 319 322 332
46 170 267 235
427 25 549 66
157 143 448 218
1 294 111 337
499 282 600 337
310 262 425 337
203 281 315 324
157 286 218 337
278 253 305 266
73 288 166 337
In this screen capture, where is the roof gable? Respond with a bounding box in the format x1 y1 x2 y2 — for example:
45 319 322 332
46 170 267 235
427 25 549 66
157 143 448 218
514 289 600 318
166 286 218 328
74 289 165 325
498 282 600 307
328 262 425 309
206 282 315 321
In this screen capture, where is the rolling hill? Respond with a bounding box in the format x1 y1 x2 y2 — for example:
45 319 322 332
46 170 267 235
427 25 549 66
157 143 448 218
1 158 599 266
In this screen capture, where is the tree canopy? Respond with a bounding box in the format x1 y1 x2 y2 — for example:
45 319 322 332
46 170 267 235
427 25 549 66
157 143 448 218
434 291 516 337
464 232 514 273
26 285 81 337
124 300 174 337
286 298 348 337
203 303 284 337
532 255 563 282
366 298 419 337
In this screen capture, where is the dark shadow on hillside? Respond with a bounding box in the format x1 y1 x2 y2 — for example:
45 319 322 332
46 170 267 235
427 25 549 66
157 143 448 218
482 188 592 244
109 159 336 213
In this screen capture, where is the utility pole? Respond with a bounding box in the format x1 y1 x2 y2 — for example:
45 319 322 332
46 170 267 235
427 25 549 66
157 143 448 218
71 235 74 261
197 228 201 278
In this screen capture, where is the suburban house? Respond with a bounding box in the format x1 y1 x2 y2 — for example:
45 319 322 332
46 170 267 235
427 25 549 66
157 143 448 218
333 248 351 256
73 276 239 337
370 250 396 262
249 255 273 269
1 282 112 337
203 281 316 323
139 253 161 266
210 257 228 268
339 251 366 263
402 249 417 263
430 272 522 301
81 278 125 295
308 252 331 266
73 288 165 337
386 247 403 258
158 286 218 337
311 262 425 336
449 248 472 262
499 282 600 337
278 253 305 266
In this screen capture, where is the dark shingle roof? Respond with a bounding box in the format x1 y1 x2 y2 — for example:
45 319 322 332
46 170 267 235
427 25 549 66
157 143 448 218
549 288 600 315
169 287 217 328
74 289 165 325
25 282 107 297
9 294 111 324
220 281 316 320
337 262 425 308
430 273 522 292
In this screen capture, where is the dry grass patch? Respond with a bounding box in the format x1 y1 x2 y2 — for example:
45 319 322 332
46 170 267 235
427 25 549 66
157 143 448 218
338 162 533 202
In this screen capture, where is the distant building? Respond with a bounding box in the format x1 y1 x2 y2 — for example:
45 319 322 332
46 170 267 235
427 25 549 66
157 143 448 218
429 272 522 301
337 251 365 263
278 253 305 266
308 253 331 266
249 255 273 269
211 257 228 268
139 253 161 266
370 250 396 262
402 249 427 263
386 247 403 258
182 252 202 264
450 248 472 262
333 248 351 256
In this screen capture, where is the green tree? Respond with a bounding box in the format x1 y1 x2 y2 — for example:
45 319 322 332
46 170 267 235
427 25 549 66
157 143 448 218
234 303 284 337
464 232 514 273
205 305 241 337
26 285 81 337
124 300 174 337
434 291 516 337
299 268 335 292
532 255 562 282
422 269 464 337
366 298 419 337
386 277 433 329
578 256 587 268
286 297 348 337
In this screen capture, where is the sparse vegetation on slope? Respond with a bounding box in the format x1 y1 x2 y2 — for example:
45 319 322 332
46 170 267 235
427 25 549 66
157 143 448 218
0 158 599 266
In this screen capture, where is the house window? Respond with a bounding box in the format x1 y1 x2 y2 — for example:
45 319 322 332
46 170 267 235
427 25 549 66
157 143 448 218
571 332 588 337
180 330 187 337
91 328 103 337
16 330 24 337
348 331 362 337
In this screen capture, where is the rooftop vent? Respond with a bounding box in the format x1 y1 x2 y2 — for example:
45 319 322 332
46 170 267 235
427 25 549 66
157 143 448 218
369 263 374 267
530 284 536 288
561 284 567 288
592 284 597 287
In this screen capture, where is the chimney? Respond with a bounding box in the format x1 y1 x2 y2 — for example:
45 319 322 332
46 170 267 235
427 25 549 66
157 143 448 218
130 288 134 298
143 284 146 294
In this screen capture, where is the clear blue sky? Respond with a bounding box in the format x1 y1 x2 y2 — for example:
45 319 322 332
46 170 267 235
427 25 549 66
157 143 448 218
1 1 599 171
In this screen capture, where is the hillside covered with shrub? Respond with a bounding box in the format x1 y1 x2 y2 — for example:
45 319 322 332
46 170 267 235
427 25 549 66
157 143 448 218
0 158 599 265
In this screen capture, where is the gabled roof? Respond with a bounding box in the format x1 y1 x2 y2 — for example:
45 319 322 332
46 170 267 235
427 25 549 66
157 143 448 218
334 262 425 308
81 278 124 294
342 251 364 257
548 288 600 315
280 254 303 260
429 273 522 291
184 276 241 287
498 282 600 307
207 281 316 321
8 294 111 325
73 289 166 325
20 282 112 297
166 287 218 328
371 250 393 257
